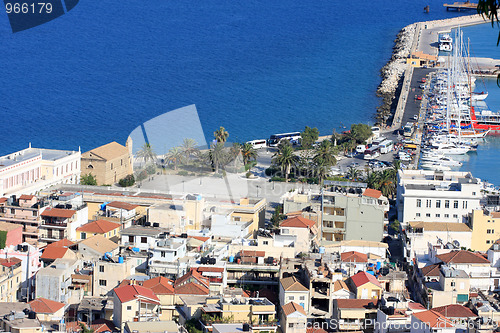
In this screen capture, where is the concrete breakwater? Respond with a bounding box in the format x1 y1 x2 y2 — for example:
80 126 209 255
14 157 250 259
375 23 417 126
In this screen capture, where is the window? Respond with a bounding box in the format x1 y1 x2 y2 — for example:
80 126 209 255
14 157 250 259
289 296 294 300
289 323 294 328
451 281 455 287
426 200 431 208
416 199 421 208
487 240 491 244
445 200 450 208
10 209 15 214
436 200 441 208
32 211 37 216
161 251 166 257
416 213 421 217
426 213 431 217
488 230 492 234
81 232 86 240
282 229 289 234
263 241 269 245
121 159 123 166
436 214 440 218
126 306 132 311
473 192 476 196
453 214 458 219
99 280 107 286
99 265 104 273
454 200 459 209
300 296 305 300
128 235 134 243
445 214 449 218
141 237 147 243
463 201 467 209
111 163 113 170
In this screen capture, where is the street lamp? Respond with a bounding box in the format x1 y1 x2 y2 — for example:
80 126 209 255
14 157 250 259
256 185 261 198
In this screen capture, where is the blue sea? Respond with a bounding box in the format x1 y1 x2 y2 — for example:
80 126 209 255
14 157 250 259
0 1 469 154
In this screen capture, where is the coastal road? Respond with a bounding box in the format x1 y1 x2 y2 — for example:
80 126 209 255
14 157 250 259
400 67 435 127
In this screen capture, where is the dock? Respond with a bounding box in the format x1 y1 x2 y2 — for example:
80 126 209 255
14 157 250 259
443 2 478 11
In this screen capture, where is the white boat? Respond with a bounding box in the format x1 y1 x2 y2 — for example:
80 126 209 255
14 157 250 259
471 91 488 101
421 163 452 171
439 34 453 52
427 143 471 155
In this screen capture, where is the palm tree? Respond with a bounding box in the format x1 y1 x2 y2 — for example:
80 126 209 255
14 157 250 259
136 143 156 166
209 142 227 174
346 166 360 181
181 138 198 162
241 143 257 165
229 143 242 168
379 169 396 198
272 145 299 182
214 126 229 143
365 170 381 190
167 146 183 170
312 140 337 185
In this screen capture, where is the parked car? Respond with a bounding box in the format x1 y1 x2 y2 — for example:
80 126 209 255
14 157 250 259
345 152 357 158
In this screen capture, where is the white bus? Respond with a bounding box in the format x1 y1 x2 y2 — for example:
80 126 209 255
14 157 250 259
246 139 267 149
379 140 394 154
371 126 381 139
364 146 380 160
268 132 301 147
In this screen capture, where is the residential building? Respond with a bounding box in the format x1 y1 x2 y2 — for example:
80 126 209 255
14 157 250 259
332 299 378 331
410 310 454 333
432 304 477 330
124 321 178 333
0 221 22 248
112 284 160 331
200 297 277 332
104 201 139 229
120 226 167 251
0 146 81 197
210 211 254 239
346 271 383 299
469 209 500 251
280 302 307 333
0 302 42 333
93 256 135 297
28 298 65 321
38 195 88 245
0 195 49 245
78 235 119 260
148 237 188 278
405 221 472 261
35 258 82 303
407 51 438 67
435 250 491 290
0 258 22 302
81 141 133 185
40 240 77 267
426 266 470 308
332 280 355 299
142 277 176 321
282 188 388 243
279 216 318 251
397 170 482 225
76 219 121 240
279 276 310 313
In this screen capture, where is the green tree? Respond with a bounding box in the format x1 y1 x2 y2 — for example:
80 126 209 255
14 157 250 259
390 219 400 233
365 170 381 189
185 319 202 333
136 143 156 166
167 146 183 170
379 169 396 198
118 174 135 187
301 126 319 149
214 126 229 143
346 166 361 180
272 144 299 182
81 173 97 185
241 143 258 165
270 204 286 227
209 142 228 174
181 138 198 161
349 124 372 143
312 140 337 185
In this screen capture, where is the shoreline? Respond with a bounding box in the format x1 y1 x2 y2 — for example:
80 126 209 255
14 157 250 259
375 14 488 129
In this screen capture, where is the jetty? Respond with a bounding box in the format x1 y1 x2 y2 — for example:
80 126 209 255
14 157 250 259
443 2 478 11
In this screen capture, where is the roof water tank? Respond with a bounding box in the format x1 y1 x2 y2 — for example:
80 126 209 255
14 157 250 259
132 247 140 253
319 247 325 254
153 222 160 228
118 257 124 264
229 256 234 263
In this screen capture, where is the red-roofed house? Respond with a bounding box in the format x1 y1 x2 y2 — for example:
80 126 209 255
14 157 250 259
333 299 379 331
0 257 22 301
39 204 88 246
280 216 318 251
113 284 160 330
411 310 454 333
363 189 383 199
347 271 382 299
174 268 209 290
174 282 209 295
280 302 307 333
76 219 121 240
432 304 476 320
436 250 492 290
341 251 368 272
142 277 176 321
40 245 77 266
29 297 65 321
105 202 138 228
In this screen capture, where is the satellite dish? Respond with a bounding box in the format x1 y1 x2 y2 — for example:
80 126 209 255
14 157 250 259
452 240 460 248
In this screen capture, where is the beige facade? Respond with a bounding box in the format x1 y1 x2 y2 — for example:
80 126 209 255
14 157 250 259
93 258 135 296
469 210 500 251
0 259 22 302
81 141 133 185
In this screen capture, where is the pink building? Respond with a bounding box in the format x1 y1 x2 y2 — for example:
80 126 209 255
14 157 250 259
0 221 23 248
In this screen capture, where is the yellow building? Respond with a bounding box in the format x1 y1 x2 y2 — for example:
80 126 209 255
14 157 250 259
0 258 22 302
112 284 160 331
469 209 500 251
76 219 121 240
407 51 437 68
347 271 383 299
81 141 133 185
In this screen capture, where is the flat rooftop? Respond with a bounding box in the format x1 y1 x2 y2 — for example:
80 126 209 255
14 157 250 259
0 147 78 170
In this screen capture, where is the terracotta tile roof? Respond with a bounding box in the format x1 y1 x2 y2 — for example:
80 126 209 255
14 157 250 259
413 310 454 328
114 285 160 304
190 236 210 242
307 328 328 333
174 268 210 289
491 212 500 219
175 282 209 295
432 304 476 318
83 142 129 161
341 251 368 263
350 271 382 288
79 235 119 254
107 201 138 211
19 195 36 200
196 267 224 273
77 219 120 234
0 257 21 267
280 216 316 228
48 238 75 248
421 264 441 277
437 250 490 264
408 302 426 310
142 277 175 295
280 276 308 292
0 221 22 232
90 319 116 333
41 246 69 260
241 250 265 257
0 197 8 203
333 280 350 292
41 207 76 218
363 188 383 199
28 298 65 313
409 221 471 232
336 299 376 309
282 302 306 316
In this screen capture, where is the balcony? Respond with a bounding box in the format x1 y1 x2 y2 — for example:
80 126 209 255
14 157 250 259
40 222 68 228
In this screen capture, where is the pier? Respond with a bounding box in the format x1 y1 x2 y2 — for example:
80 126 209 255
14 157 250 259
443 2 478 11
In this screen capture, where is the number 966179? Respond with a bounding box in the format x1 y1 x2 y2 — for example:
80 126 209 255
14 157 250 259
5 2 53 14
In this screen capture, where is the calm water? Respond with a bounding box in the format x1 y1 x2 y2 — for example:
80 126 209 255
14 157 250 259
0 1 466 155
